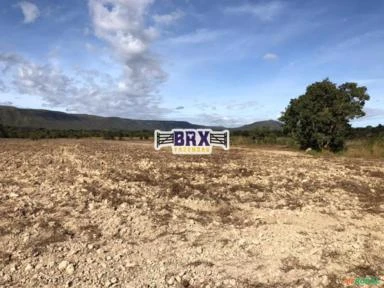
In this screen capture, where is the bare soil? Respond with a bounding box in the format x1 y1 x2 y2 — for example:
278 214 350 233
0 139 383 287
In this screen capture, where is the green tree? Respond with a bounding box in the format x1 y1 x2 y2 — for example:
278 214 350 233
279 79 369 152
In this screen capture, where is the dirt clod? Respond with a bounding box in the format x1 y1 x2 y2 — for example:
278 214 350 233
0 139 383 287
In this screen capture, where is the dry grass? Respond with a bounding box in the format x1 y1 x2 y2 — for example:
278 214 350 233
343 138 384 158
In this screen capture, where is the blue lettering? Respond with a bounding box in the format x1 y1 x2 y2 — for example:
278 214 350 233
186 131 196 146
198 131 209 146
174 131 184 146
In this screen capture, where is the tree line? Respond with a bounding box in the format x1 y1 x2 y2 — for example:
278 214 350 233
0 125 153 140
1 122 382 144
1 78 383 153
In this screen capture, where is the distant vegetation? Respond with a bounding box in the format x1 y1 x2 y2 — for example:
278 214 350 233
0 78 383 158
231 127 295 147
232 125 384 158
1 121 383 157
0 124 153 140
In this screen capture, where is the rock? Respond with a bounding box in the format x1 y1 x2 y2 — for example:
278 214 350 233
25 264 34 271
277 199 287 206
167 276 175 285
321 275 329 286
110 277 118 284
179 270 187 277
214 281 222 287
68 249 80 256
10 264 17 272
47 260 55 268
126 261 136 268
305 148 312 153
3 274 12 282
58 260 69 271
334 224 345 232
66 264 75 275
256 192 264 199
97 272 105 279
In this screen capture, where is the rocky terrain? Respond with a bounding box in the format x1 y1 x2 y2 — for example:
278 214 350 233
0 139 383 287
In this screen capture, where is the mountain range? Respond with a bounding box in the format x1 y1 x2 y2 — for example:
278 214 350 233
0 105 282 131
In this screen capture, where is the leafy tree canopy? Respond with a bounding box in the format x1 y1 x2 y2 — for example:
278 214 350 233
279 79 369 152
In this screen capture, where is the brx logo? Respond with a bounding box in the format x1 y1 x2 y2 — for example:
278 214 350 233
154 129 230 154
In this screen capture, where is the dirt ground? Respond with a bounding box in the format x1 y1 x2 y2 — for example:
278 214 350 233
0 139 383 288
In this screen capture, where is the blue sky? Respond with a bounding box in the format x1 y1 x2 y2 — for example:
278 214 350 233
0 0 383 127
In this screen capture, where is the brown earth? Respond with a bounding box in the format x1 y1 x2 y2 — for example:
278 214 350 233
0 139 383 288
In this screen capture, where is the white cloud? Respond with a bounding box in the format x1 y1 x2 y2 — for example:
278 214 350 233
168 29 227 44
263 53 278 60
153 10 184 26
224 1 284 21
17 1 40 24
0 52 169 119
1 1 180 119
88 0 167 107
88 0 156 55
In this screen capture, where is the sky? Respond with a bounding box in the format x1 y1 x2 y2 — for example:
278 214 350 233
0 0 383 127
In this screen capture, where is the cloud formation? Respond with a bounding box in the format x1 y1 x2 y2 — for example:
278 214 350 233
168 29 227 44
87 0 168 117
263 52 279 60
224 1 284 21
17 1 40 23
153 10 184 26
0 52 168 119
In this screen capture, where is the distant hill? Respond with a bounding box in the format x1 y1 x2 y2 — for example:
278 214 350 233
235 120 283 131
0 105 281 131
0 106 204 131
